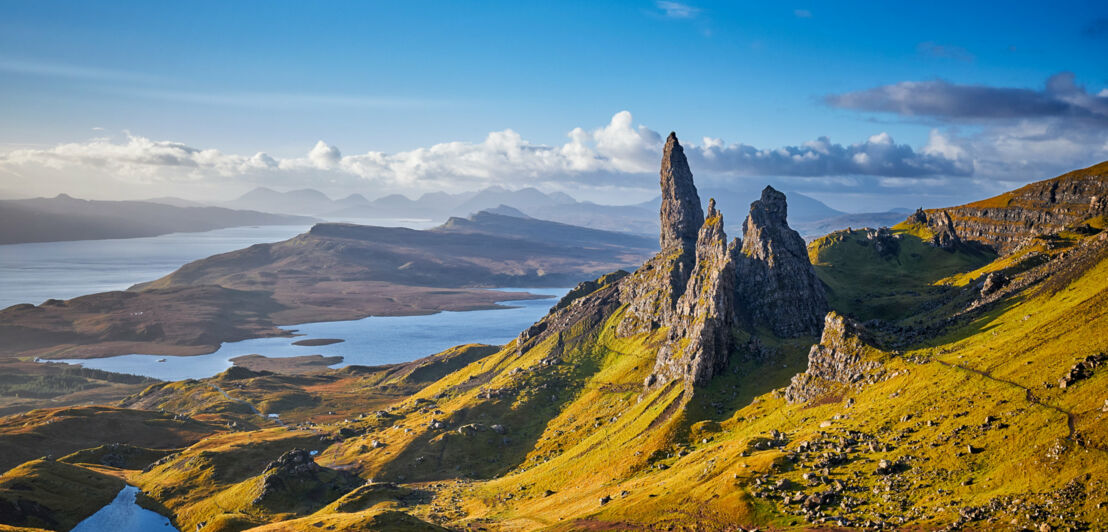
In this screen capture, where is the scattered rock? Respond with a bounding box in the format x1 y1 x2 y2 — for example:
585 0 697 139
980 272 1008 297
1058 352 1106 389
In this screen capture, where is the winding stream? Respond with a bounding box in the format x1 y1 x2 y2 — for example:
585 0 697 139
71 485 177 532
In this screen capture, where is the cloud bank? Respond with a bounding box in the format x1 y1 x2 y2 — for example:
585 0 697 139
827 72 1108 124
4 69 1106 210
0 111 970 202
825 72 1108 183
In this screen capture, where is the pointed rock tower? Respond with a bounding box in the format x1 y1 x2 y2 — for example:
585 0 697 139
617 133 704 336
659 132 705 251
617 136 828 393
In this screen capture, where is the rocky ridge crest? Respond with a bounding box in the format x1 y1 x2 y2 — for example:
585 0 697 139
911 161 1108 255
613 133 828 391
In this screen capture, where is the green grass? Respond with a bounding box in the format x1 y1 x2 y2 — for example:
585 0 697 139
809 227 995 321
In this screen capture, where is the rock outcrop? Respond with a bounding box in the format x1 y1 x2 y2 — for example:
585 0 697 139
734 186 829 337
910 160 1108 254
251 449 362 511
865 227 901 258
615 136 830 391
922 210 961 250
618 133 704 335
645 199 738 389
784 312 887 403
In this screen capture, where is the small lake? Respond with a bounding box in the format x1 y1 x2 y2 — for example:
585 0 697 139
55 288 567 381
71 485 177 532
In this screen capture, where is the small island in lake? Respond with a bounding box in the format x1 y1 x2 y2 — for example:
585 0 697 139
290 338 345 347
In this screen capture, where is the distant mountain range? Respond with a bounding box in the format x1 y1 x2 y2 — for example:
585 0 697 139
8 185 912 246
0 195 316 245
214 185 910 239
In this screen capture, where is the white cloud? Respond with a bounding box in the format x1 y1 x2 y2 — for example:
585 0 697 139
657 1 700 19
922 129 967 161
307 141 342 169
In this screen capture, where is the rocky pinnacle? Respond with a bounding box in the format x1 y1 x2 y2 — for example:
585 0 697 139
659 132 704 251
735 186 829 337
616 133 704 336
645 197 738 389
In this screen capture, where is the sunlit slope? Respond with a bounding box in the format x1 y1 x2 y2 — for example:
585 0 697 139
96 231 1108 530
430 232 1107 530
808 226 994 322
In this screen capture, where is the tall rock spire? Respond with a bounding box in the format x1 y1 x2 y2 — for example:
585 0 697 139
659 132 704 251
617 133 705 336
618 135 826 395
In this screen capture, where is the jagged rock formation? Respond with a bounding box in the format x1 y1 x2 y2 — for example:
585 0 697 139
920 210 962 250
784 312 887 403
617 133 704 335
734 186 829 337
864 227 901 258
910 160 1108 254
617 135 827 391
645 199 737 388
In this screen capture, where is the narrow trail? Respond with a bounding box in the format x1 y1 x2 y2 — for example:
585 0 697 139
935 359 1076 440
208 383 289 428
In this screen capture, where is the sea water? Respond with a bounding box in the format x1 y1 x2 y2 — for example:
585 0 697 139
0 218 437 309
0 225 314 309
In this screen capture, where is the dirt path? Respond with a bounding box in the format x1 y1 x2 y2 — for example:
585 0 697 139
936 359 1075 439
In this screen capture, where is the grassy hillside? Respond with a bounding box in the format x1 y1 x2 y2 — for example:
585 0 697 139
0 166 1106 530
808 225 995 321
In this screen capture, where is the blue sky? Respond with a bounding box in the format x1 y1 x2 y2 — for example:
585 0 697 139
1 1 1106 210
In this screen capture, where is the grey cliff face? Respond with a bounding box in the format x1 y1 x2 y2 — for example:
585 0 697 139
645 199 738 389
734 186 829 337
910 165 1108 255
928 210 962 250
